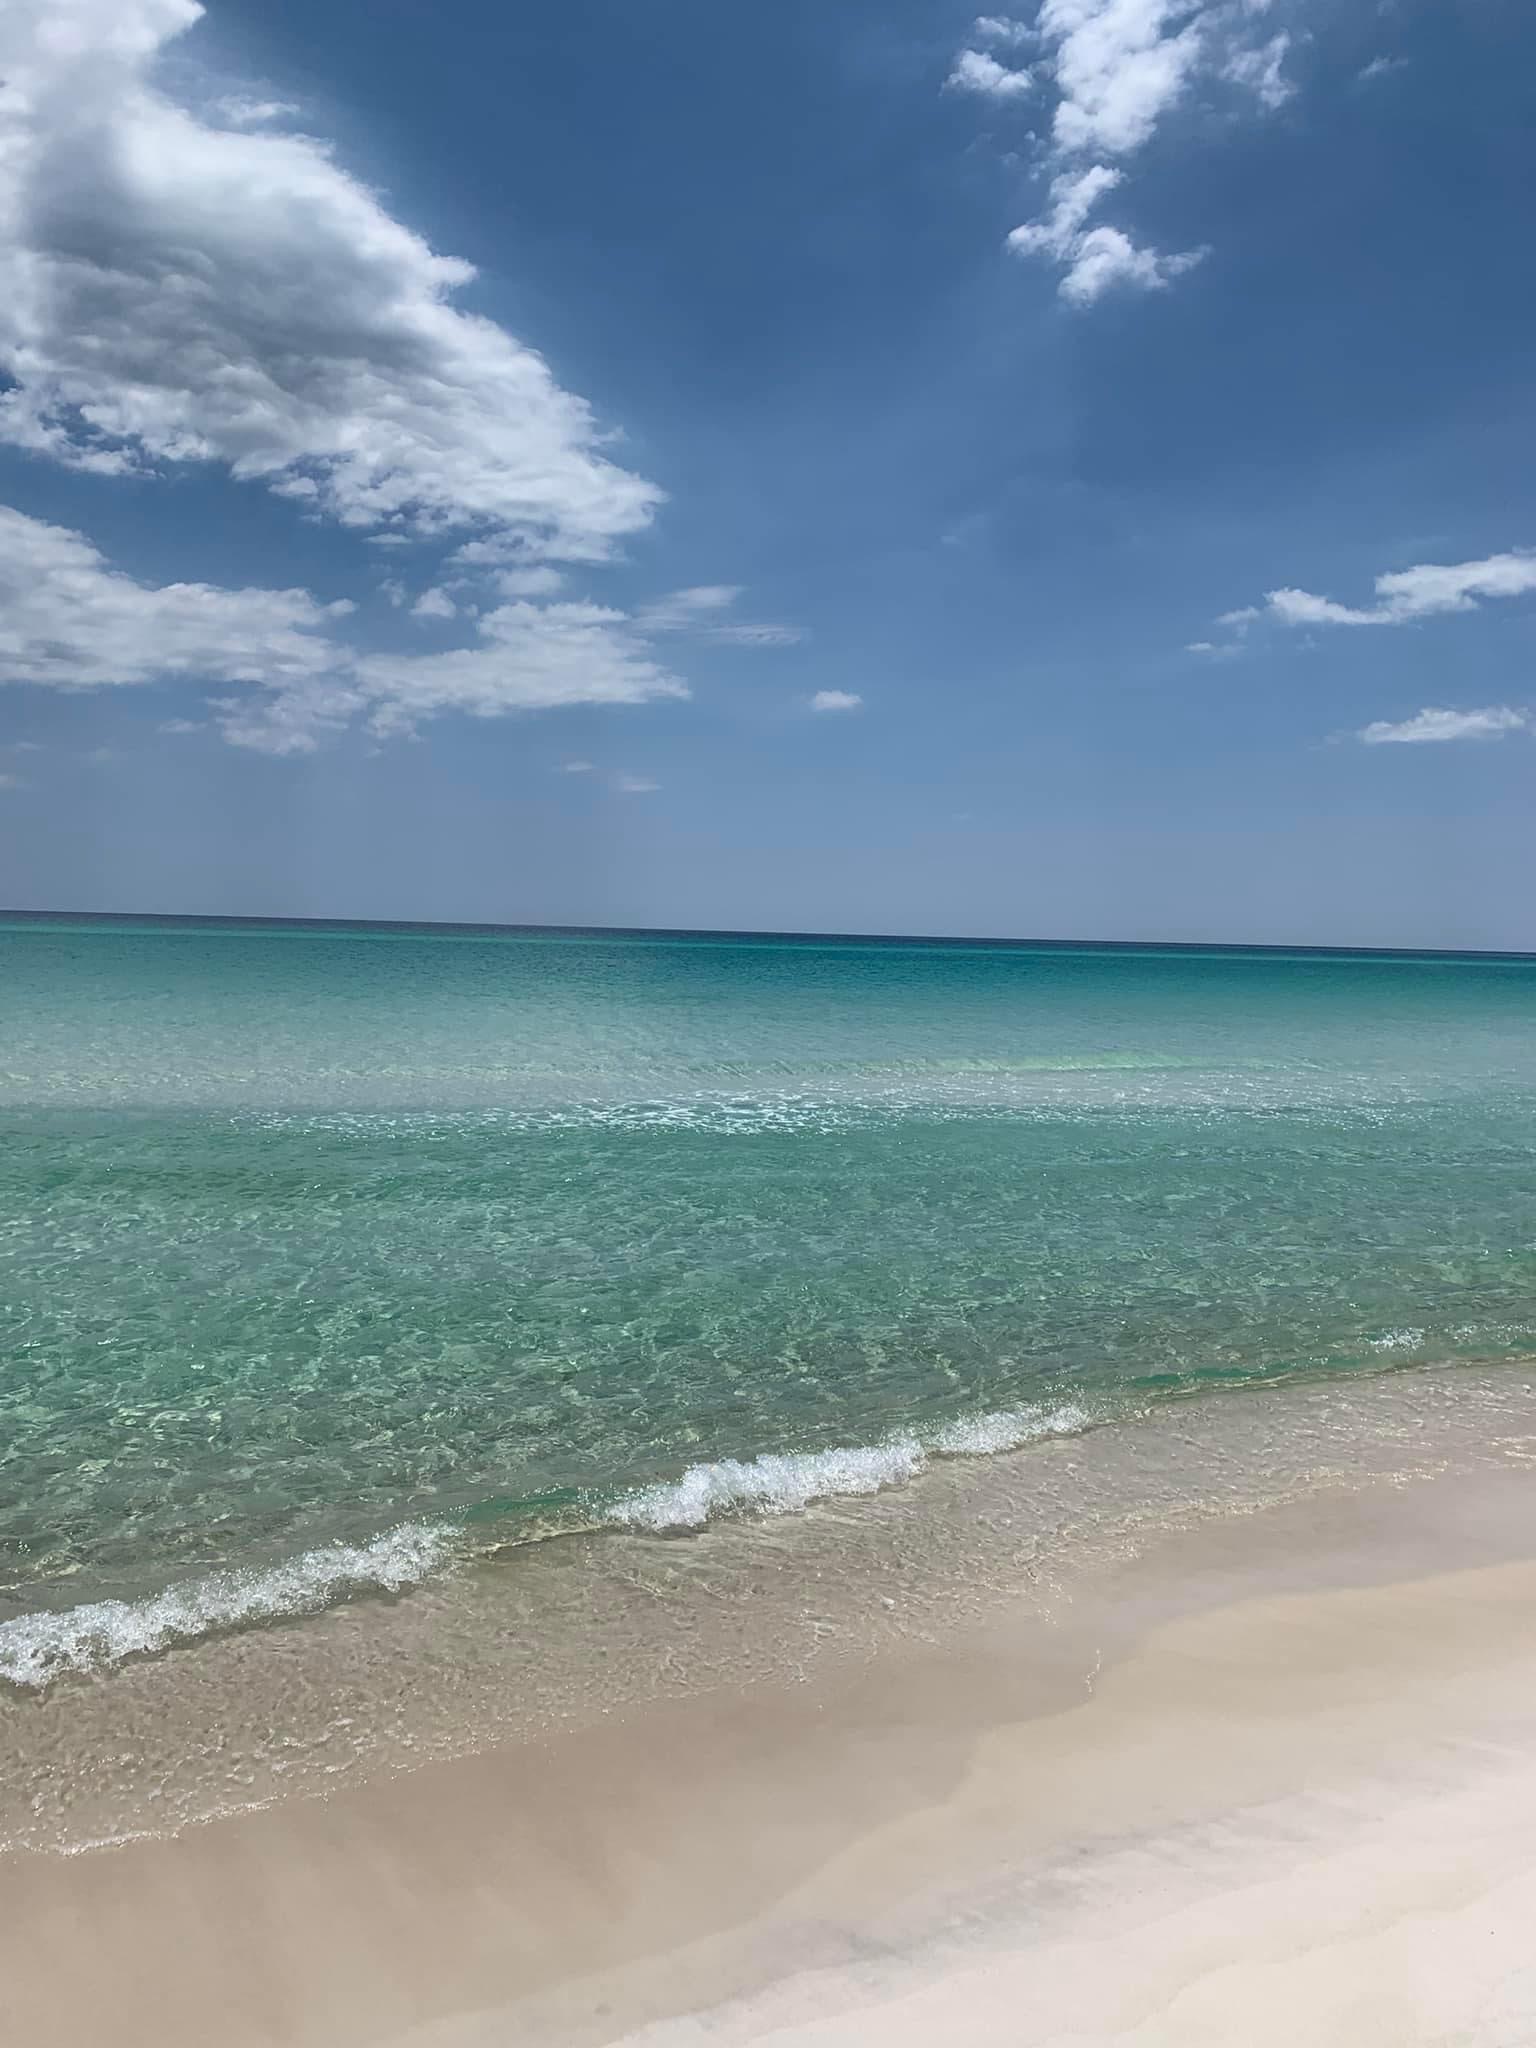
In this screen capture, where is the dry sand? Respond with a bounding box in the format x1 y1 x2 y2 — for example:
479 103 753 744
3 1464 1536 2047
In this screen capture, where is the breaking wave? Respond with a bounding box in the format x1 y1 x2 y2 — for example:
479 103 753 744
1 1403 1091 1689
605 1402 1091 1532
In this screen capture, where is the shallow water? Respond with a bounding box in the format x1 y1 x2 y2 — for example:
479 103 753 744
4 916 1536 1704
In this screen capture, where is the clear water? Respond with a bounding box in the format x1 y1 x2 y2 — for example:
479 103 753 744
4 916 1536 1685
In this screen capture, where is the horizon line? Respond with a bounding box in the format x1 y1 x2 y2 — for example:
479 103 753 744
3 908 1535 964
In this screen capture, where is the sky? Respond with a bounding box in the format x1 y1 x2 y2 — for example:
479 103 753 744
1 0 1534 947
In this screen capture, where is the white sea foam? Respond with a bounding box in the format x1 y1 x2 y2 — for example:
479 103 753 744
0 1521 455 1691
606 1402 1090 1532
0 1409 1091 1687
1368 1328 1427 1352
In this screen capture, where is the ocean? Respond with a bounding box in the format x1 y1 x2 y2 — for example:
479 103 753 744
5 914 1536 1847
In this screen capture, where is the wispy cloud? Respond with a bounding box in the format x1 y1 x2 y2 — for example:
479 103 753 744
0 771 25 790
1357 707 1530 746
559 758 595 774
615 773 660 793
0 505 688 755
638 586 802 646
811 689 863 713
1218 550 1536 637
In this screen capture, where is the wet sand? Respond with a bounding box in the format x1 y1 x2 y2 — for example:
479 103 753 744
4 1458 1536 2047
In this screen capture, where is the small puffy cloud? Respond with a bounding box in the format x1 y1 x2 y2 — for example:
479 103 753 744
811 689 863 713
410 587 457 621
560 758 594 773
1233 551 1536 633
1046 0 1208 158
1057 223 1203 305
1007 165 1201 304
1358 55 1408 84
1266 587 1383 628
379 580 407 608
615 773 659 793
0 0 661 560
947 49 1034 99
973 16 1032 47
1357 707 1530 746
159 717 203 734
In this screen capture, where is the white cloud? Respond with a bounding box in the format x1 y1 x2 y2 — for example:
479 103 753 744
947 49 1035 99
0 0 661 558
637 585 800 646
706 623 804 647
811 689 863 713
1223 32 1293 111
339 602 686 749
1244 551 1536 631
615 773 659 793
958 0 1297 305
1266 587 1383 627
1059 222 1203 303
0 504 686 754
974 16 1033 47
211 95 299 127
0 505 345 690
1006 163 1201 303
1044 0 1208 158
1357 707 1529 746
1358 55 1408 85
496 566 566 598
159 716 203 733
638 585 742 632
560 758 594 773
410 587 457 621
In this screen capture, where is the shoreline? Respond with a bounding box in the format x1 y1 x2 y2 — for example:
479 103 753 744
5 1444 1536 2044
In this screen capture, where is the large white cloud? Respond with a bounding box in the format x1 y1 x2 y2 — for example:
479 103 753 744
0 0 660 558
0 505 345 689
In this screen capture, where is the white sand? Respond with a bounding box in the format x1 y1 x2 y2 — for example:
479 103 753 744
5 1468 1536 2048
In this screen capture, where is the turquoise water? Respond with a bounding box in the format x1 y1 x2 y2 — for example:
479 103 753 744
5 915 1536 1686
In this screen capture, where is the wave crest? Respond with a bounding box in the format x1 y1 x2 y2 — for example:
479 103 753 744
0 1521 455 1691
1 1404 1090 1688
606 1402 1090 1532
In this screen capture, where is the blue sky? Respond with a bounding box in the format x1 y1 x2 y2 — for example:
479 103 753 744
1 0 1534 945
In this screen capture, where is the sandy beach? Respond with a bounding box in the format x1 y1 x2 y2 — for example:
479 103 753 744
5 1454 1536 2048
